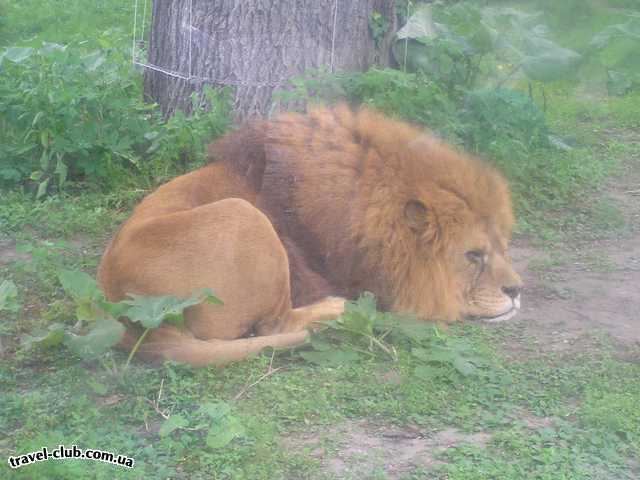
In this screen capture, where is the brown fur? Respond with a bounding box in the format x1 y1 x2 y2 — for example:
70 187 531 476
98 105 522 367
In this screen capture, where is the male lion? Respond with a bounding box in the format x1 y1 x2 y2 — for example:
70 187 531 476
98 105 522 367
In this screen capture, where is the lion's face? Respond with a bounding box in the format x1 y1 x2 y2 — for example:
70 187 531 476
400 166 522 323
449 222 522 322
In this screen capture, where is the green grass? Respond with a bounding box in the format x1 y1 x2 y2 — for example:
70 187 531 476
0 0 135 47
2 325 639 479
2 1 640 479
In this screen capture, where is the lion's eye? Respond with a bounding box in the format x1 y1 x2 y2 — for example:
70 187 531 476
465 250 485 264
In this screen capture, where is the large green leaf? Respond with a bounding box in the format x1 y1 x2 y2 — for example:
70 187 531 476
206 416 245 449
57 269 102 303
198 402 232 421
589 19 640 51
607 70 634 96
522 50 582 82
57 269 106 322
65 316 125 359
0 280 20 314
122 288 222 329
397 4 437 40
22 323 67 350
4 47 34 63
520 33 582 82
159 414 188 437
197 402 246 449
299 348 360 366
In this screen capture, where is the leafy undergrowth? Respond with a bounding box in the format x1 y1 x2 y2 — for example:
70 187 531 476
2 80 639 480
2 322 638 479
2 1 640 479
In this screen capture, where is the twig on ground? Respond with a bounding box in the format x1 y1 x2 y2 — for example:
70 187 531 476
234 351 283 400
145 378 170 419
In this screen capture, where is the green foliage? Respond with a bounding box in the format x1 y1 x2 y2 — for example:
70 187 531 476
396 2 494 98
123 288 222 330
0 42 231 194
369 10 389 48
462 88 549 152
22 269 222 366
0 43 152 194
139 86 232 185
156 401 246 449
277 68 460 139
0 279 20 315
397 1 640 96
300 293 494 379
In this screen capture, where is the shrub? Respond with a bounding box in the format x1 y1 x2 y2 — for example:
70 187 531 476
462 88 549 153
0 43 231 195
0 44 153 194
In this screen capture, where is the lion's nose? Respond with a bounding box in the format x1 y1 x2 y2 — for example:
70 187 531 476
502 285 522 300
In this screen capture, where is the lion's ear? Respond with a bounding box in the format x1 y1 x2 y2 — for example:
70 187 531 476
405 200 438 240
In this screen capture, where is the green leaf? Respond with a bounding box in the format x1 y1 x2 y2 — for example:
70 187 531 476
159 414 188 437
299 348 360 366
607 70 633 96
99 300 130 319
58 269 106 322
198 402 232 421
4 47 34 63
452 357 477 376
22 323 66 349
40 43 67 55
518 33 581 82
83 51 106 72
123 289 222 329
36 178 50 200
58 270 102 302
206 416 245 449
87 379 108 395
413 364 445 380
397 5 437 40
55 157 68 187
0 280 20 314
589 19 640 50
65 316 125 359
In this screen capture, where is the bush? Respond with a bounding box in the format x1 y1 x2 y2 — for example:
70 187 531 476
0 43 231 195
277 68 461 141
462 88 549 153
0 44 153 193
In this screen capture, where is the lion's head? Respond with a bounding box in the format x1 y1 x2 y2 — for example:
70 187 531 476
348 109 523 323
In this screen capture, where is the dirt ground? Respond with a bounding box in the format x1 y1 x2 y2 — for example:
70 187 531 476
2 136 638 479
282 146 640 479
507 152 640 356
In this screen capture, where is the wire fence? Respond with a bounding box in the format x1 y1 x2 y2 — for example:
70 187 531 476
131 0 343 88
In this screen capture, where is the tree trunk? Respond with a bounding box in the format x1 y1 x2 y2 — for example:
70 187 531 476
143 0 397 120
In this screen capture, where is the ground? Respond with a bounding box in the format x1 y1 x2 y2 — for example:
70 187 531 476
269 139 640 478
1 122 639 480
278 125 640 479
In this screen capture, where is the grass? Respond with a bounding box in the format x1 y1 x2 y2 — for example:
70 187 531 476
2 0 640 479
0 0 134 47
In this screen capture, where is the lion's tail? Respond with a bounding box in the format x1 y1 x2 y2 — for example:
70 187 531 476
120 327 310 367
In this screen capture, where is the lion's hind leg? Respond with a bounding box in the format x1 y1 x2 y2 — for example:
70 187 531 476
103 197 344 367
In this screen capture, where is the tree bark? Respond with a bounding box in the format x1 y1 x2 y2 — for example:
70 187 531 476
144 0 397 120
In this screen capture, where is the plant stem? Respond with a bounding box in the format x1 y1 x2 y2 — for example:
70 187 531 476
124 328 150 370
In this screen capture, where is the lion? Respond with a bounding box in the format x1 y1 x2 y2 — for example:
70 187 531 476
98 105 522 367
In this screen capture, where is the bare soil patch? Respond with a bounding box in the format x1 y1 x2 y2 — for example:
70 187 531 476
283 421 491 479
502 142 640 356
